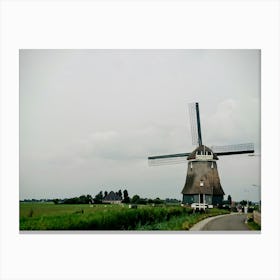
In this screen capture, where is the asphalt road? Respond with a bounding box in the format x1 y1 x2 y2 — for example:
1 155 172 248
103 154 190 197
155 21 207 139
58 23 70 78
202 214 249 231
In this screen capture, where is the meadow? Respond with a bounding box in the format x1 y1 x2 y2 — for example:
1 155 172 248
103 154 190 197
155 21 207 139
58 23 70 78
20 203 229 231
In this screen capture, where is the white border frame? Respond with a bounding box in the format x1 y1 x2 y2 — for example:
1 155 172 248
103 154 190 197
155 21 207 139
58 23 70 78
1 1 279 280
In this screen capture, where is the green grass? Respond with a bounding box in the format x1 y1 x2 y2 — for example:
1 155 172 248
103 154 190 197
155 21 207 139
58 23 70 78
20 203 229 231
247 218 261 231
137 208 230 230
245 214 261 231
20 203 121 218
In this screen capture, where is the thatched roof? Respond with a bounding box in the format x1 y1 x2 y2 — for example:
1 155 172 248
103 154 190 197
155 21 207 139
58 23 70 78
187 145 218 160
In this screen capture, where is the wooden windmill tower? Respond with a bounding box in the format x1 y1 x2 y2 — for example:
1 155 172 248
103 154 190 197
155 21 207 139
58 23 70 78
148 102 254 208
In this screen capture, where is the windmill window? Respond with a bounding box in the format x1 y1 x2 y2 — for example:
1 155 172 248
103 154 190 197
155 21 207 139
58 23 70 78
200 180 204 187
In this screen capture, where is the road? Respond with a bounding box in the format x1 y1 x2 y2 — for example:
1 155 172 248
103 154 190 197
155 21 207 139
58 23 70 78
201 213 249 231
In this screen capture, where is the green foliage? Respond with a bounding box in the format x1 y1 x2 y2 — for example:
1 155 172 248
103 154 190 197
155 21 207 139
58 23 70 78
117 190 122 200
246 214 261 230
122 190 130 203
227 195 232 205
19 203 183 230
131 195 140 204
136 208 229 230
239 200 252 206
63 195 93 204
20 203 229 231
152 198 163 204
94 191 103 204
247 219 261 230
53 199 59 205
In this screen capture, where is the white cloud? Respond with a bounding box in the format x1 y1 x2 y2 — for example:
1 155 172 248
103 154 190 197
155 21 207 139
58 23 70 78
20 50 260 200
73 124 188 161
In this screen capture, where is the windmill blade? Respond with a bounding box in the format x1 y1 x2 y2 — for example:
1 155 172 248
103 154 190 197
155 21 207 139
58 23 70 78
211 143 254 156
148 157 189 166
188 102 202 146
188 103 198 146
148 152 190 166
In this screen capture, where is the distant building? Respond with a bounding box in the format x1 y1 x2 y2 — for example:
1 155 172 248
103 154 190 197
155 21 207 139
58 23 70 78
102 191 122 204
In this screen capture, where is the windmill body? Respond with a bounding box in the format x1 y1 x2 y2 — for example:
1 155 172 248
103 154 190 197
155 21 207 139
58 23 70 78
148 102 254 208
181 145 224 206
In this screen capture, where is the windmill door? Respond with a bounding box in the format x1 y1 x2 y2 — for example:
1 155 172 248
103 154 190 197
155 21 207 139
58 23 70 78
199 194 204 203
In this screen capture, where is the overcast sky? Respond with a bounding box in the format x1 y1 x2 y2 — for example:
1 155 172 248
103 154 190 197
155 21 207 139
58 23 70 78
19 49 260 202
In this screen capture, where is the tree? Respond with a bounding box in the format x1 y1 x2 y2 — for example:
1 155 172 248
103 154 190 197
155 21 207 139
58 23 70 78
123 189 130 203
153 197 163 204
148 199 153 204
86 194 93 204
64 197 79 204
123 189 128 198
100 191 103 198
79 195 87 204
53 199 59 204
118 189 122 200
227 195 232 205
239 200 248 206
131 195 140 204
104 191 108 198
94 191 103 204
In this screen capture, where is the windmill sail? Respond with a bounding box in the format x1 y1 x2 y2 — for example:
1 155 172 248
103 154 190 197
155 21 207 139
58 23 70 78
188 102 202 146
148 152 190 166
147 103 255 167
211 143 254 156
147 102 256 207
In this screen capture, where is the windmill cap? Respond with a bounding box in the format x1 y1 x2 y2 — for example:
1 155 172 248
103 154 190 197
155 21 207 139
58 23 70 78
187 145 218 160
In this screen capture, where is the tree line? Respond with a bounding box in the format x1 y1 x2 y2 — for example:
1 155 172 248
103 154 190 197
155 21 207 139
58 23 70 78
51 190 181 205
53 189 130 204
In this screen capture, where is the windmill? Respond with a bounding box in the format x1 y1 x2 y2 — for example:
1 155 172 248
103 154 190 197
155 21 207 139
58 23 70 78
148 102 254 208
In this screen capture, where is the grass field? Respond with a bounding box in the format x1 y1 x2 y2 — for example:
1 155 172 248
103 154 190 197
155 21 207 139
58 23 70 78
20 203 230 231
246 214 261 230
